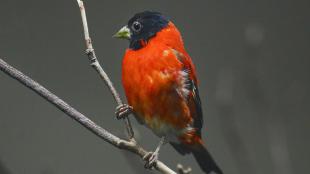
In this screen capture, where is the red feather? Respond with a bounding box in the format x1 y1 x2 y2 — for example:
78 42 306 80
121 19 222 174
122 22 201 144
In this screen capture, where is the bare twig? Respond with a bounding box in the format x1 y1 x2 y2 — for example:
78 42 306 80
177 164 192 174
76 0 134 139
0 58 177 174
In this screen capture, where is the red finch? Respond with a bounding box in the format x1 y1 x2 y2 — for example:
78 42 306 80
114 11 222 174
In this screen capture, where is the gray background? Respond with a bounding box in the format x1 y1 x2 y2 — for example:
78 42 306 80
0 0 309 174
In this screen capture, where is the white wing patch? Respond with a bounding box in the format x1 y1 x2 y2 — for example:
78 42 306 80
170 49 192 100
177 69 191 99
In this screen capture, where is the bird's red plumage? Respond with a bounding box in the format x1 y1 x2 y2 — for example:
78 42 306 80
122 22 202 145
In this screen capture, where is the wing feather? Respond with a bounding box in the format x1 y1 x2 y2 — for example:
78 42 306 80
171 49 203 135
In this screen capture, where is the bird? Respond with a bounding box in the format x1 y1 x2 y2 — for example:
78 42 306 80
114 11 223 174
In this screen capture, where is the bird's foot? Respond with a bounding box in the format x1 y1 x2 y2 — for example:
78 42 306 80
143 151 159 169
115 104 133 120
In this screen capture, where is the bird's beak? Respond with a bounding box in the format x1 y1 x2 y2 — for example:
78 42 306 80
113 25 131 39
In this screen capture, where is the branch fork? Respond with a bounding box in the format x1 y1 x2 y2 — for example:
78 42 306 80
77 0 134 139
0 1 194 174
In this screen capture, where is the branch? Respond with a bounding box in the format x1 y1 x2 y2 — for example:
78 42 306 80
0 58 176 174
76 0 134 139
177 164 192 174
75 2 190 173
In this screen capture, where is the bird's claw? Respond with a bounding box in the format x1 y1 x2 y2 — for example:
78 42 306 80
143 151 158 169
115 104 133 120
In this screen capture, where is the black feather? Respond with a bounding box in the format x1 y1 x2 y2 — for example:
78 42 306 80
182 68 203 135
127 11 169 50
191 80 203 135
170 142 223 174
191 144 223 174
170 142 191 155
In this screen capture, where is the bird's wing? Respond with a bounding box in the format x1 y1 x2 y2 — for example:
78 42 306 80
171 49 203 135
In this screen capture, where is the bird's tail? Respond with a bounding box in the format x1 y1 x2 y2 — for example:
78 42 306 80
191 143 223 174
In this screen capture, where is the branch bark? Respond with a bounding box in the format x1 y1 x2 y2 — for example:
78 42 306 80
0 1 186 173
0 58 177 174
177 164 192 174
76 0 134 139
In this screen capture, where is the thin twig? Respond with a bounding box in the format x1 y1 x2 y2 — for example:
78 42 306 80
0 58 177 174
76 0 134 139
177 164 192 174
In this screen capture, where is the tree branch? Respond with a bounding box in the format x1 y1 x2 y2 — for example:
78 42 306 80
177 164 192 174
1 1 189 173
76 0 134 139
0 58 177 174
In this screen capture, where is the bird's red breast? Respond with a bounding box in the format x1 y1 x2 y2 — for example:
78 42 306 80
122 22 202 145
116 11 223 174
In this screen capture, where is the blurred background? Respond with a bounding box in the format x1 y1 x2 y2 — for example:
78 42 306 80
0 0 309 174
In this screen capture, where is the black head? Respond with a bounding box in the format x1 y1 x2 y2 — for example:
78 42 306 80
114 11 169 50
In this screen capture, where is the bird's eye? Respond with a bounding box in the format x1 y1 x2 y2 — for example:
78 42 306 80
132 21 142 32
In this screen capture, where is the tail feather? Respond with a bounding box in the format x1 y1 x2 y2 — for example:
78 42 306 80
170 142 223 174
191 144 223 174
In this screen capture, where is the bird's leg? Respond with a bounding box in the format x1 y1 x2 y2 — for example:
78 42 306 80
143 136 166 169
115 104 133 119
